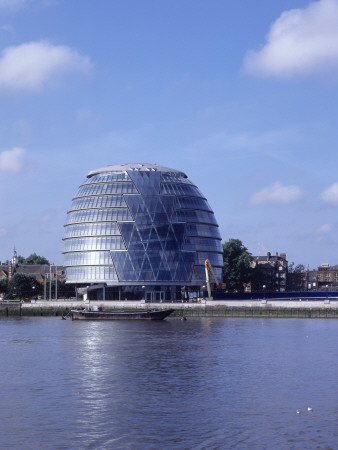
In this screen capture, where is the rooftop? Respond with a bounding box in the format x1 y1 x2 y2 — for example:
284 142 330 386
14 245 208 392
88 163 187 178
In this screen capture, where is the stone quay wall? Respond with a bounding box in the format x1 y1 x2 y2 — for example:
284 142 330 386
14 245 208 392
1 298 335 318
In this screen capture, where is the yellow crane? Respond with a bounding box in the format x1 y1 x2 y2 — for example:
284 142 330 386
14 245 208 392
204 259 220 300
258 242 268 254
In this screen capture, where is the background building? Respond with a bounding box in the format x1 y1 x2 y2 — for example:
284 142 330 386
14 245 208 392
0 249 65 283
305 264 338 291
251 252 288 292
63 163 223 301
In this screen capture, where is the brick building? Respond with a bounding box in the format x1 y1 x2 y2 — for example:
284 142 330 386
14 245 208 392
251 252 288 292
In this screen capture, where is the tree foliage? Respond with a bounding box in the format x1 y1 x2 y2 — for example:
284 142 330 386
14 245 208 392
287 262 305 291
8 273 42 298
23 253 49 265
222 239 253 292
0 279 8 295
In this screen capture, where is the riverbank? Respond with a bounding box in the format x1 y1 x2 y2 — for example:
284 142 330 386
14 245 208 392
1 298 338 318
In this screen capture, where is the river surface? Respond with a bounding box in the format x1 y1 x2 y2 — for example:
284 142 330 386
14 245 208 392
0 317 337 449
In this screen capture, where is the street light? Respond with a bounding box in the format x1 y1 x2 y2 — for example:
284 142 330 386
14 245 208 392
49 265 52 300
263 285 266 300
49 265 58 300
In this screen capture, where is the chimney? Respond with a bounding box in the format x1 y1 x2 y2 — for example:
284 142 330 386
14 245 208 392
280 253 286 260
267 252 271 260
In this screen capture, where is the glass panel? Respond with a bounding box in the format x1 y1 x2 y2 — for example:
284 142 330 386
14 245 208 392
63 222 121 238
147 227 163 252
129 171 161 196
173 210 218 225
111 251 138 281
136 224 152 244
118 222 134 248
123 195 145 219
63 236 126 252
171 223 186 248
127 249 145 274
75 182 138 197
174 252 195 281
66 266 117 281
64 251 112 266
66 208 132 224
161 173 193 185
191 265 222 282
139 255 155 280
127 226 145 251
183 237 223 252
175 196 212 212
147 252 162 279
82 172 131 184
185 223 221 239
69 195 126 211
194 252 223 267
160 183 205 197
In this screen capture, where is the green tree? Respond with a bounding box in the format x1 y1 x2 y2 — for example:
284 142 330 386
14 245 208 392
287 263 305 291
23 253 49 265
0 278 8 295
222 239 253 292
8 273 42 298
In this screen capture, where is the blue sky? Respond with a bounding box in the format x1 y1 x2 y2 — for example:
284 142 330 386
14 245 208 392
1 0 338 268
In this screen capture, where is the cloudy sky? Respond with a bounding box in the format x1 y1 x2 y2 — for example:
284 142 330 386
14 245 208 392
1 0 338 268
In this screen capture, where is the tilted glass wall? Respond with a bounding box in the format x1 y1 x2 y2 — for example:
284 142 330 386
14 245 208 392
63 165 223 285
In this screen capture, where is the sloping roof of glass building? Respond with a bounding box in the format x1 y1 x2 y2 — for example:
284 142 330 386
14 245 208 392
88 163 186 178
63 163 223 285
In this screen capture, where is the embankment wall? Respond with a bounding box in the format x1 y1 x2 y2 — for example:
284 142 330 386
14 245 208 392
1 299 338 318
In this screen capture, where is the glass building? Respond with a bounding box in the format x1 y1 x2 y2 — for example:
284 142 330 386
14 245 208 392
63 163 223 301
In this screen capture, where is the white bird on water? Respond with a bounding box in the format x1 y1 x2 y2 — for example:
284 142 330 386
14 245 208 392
297 410 301 414
308 407 313 412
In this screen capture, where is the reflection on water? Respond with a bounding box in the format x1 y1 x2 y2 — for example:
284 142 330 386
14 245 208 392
0 317 337 449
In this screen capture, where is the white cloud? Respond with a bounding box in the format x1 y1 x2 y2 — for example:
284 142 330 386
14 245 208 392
250 182 303 205
321 182 338 204
0 0 53 11
0 0 28 9
0 41 92 91
0 147 25 172
244 0 338 78
316 223 332 234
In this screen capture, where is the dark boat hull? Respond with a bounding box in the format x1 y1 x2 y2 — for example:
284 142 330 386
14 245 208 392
71 308 175 321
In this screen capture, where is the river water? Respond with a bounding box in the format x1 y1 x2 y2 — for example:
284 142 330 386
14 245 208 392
0 317 337 449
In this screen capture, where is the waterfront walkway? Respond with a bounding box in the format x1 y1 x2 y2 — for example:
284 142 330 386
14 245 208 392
20 297 338 309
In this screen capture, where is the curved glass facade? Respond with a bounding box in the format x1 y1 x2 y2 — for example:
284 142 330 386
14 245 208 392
63 163 223 300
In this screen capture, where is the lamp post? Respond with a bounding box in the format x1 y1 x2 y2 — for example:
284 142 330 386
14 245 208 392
44 266 47 299
49 265 58 300
263 285 266 300
55 265 58 300
49 265 52 300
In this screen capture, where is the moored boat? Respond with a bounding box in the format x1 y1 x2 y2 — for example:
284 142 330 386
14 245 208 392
71 308 175 321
